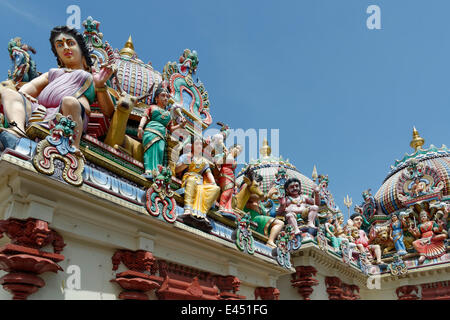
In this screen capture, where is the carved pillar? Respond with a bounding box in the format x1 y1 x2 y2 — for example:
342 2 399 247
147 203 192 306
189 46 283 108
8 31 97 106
254 287 280 300
291 266 319 300
325 276 343 300
213 275 246 300
111 249 162 300
421 281 450 300
0 218 65 299
396 285 420 300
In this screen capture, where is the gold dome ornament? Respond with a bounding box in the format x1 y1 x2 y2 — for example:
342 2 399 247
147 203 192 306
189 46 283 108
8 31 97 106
260 139 272 158
410 127 425 152
119 35 136 58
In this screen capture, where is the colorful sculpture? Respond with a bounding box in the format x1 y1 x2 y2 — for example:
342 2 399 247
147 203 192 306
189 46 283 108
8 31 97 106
388 254 408 276
7 37 38 83
347 213 383 264
32 113 84 186
334 212 348 243
278 178 320 233
389 212 408 256
145 165 177 223
324 213 343 251
215 144 243 219
176 139 220 231
397 159 445 206
163 49 212 127
104 74 151 160
272 228 292 269
317 174 338 212
138 82 186 178
236 169 283 248
0 26 114 155
409 210 447 264
232 213 255 255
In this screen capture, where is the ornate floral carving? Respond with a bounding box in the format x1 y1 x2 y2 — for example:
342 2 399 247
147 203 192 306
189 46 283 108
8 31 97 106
388 254 408 277
32 114 84 186
145 165 177 223
272 228 292 269
397 159 445 205
232 213 255 255
163 49 212 127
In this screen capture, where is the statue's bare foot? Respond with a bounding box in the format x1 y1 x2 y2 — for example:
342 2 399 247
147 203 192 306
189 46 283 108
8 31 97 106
266 241 277 248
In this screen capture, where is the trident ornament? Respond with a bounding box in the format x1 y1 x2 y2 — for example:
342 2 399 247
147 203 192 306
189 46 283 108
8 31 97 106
344 195 352 217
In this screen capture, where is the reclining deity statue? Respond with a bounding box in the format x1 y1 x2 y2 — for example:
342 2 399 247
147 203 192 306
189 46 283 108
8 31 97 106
0 26 115 155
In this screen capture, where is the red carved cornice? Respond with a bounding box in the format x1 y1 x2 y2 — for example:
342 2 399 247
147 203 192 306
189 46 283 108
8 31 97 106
112 249 157 274
156 260 219 300
157 275 220 300
0 218 65 300
325 276 360 300
111 249 162 300
421 281 450 300
396 285 420 300
0 218 65 253
213 275 246 300
254 287 280 300
291 266 319 300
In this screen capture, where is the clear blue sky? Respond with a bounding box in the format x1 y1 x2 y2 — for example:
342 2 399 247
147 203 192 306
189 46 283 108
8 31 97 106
0 0 449 220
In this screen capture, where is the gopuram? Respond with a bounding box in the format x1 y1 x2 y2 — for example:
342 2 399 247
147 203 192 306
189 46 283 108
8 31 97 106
0 18 448 300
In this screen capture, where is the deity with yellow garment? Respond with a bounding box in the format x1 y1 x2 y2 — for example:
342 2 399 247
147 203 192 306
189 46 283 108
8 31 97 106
176 139 220 221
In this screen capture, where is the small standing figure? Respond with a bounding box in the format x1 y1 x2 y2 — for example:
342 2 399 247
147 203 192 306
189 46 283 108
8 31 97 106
409 210 447 264
334 212 348 243
277 178 320 234
7 37 38 83
389 212 408 256
324 213 343 251
215 144 243 217
138 82 186 178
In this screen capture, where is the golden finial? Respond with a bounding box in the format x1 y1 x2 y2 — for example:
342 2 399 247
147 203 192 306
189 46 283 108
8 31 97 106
312 165 318 182
410 126 425 152
120 35 136 57
260 139 271 158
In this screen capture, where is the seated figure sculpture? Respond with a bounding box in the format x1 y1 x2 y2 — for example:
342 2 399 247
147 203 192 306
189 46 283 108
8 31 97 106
409 210 447 264
347 213 383 264
277 178 320 234
238 169 284 248
176 139 220 226
0 26 114 155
